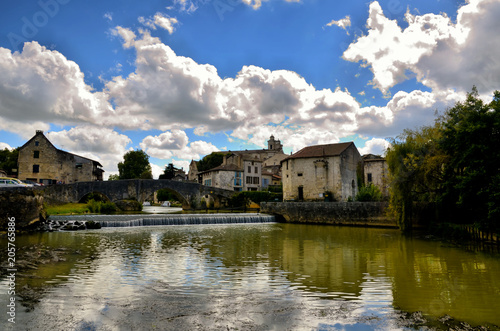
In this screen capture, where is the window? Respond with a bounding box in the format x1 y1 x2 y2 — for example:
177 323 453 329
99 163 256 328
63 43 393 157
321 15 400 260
76 163 83 169
255 166 258 173
34 151 40 158
253 177 259 184
298 173 303 177
234 177 242 186
35 141 39 146
248 166 251 173
367 173 373 183
235 171 241 178
33 165 40 173
204 179 212 186
246 176 252 184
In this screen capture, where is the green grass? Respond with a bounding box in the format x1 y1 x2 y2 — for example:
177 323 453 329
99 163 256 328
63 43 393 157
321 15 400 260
46 203 90 216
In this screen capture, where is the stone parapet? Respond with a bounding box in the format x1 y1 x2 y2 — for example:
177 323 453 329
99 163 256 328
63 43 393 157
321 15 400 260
261 201 397 228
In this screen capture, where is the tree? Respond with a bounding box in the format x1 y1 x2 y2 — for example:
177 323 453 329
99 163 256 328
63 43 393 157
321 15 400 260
0 148 19 176
118 150 153 179
159 163 175 180
439 87 500 230
386 125 446 231
197 152 225 172
107 174 120 181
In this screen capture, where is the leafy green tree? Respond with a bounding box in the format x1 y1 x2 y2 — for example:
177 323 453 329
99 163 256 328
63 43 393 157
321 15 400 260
159 163 175 180
386 125 446 231
439 87 500 230
107 174 120 181
0 148 19 176
197 152 225 172
118 150 153 179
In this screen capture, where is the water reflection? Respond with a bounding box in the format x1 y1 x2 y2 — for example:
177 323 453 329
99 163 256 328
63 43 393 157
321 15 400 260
1 223 499 330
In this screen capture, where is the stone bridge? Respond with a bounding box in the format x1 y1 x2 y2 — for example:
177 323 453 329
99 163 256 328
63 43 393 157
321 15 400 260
41 179 235 209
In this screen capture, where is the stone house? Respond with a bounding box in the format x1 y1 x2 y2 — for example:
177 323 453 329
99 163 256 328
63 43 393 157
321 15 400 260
18 130 104 185
200 163 243 192
362 154 389 197
192 135 286 191
281 142 361 202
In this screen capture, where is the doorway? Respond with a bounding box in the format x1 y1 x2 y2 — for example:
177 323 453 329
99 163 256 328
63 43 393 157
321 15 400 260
298 186 304 201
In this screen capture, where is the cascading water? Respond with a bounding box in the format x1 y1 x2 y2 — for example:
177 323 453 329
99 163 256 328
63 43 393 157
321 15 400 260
48 213 276 228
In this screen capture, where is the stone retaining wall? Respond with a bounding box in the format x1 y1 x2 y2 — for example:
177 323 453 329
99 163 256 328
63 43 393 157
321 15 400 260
0 188 46 231
260 201 397 228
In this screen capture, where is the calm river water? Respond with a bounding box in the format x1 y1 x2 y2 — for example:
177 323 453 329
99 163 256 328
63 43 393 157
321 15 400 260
1 222 500 330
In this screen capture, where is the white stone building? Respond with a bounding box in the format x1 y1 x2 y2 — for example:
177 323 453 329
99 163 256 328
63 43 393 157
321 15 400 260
281 142 361 201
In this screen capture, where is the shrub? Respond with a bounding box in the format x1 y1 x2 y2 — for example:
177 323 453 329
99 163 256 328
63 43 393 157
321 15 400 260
356 184 382 202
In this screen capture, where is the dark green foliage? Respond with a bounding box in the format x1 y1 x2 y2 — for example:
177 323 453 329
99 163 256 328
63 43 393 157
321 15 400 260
229 191 282 208
159 163 175 180
355 184 382 202
87 199 117 214
118 150 153 179
0 148 19 176
387 87 500 233
107 174 120 181
439 87 500 231
197 152 225 172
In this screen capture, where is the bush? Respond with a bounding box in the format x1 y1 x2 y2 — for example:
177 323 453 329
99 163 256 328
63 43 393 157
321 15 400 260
100 201 117 214
87 199 117 214
229 191 282 208
356 184 382 202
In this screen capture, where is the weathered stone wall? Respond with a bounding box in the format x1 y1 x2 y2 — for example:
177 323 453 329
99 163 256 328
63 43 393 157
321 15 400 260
281 144 361 202
364 159 389 197
0 188 46 231
261 202 397 228
18 131 99 184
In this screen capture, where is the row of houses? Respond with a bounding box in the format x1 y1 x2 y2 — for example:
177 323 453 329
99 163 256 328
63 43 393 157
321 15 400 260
189 136 388 202
189 135 287 192
12 131 388 202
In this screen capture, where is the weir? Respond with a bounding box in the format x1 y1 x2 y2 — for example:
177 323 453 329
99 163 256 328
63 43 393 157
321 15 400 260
48 213 276 229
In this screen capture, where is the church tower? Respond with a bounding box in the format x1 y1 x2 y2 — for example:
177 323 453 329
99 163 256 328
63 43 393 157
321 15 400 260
267 135 283 151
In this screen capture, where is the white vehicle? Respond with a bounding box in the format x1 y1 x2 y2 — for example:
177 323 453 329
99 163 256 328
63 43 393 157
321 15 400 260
143 201 151 206
161 201 171 207
0 178 26 188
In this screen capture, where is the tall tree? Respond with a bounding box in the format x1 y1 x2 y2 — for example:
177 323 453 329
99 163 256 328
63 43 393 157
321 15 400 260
439 87 500 230
0 148 19 176
386 125 446 231
159 163 175 180
118 150 153 180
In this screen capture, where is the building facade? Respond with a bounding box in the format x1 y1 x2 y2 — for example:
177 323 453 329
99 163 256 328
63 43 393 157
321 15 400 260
192 135 286 191
18 130 104 185
281 142 361 202
362 154 389 197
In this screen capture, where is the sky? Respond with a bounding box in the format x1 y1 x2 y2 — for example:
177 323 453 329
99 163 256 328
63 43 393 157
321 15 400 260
1 0 499 179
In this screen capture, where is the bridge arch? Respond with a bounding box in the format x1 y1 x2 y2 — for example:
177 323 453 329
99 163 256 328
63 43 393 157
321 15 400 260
78 191 112 203
42 179 235 210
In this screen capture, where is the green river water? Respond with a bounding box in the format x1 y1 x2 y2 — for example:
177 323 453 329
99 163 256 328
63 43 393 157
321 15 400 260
1 222 500 330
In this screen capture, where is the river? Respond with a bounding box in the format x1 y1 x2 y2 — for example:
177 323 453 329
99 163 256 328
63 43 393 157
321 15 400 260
1 220 499 330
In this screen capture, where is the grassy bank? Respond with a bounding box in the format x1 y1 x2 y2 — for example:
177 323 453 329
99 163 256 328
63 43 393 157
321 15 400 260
45 203 90 216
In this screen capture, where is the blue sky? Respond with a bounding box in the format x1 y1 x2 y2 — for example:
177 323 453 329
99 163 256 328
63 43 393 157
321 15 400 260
1 0 499 178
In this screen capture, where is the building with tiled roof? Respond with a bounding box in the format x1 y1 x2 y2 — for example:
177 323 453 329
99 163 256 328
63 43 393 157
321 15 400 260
281 142 361 201
193 135 285 192
18 130 104 185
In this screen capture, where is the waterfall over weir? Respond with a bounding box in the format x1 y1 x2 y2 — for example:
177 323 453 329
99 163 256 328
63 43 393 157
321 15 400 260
49 213 276 228
100 214 276 227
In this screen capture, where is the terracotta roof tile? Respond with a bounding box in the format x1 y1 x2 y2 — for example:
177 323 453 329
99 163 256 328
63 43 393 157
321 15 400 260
283 142 354 161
